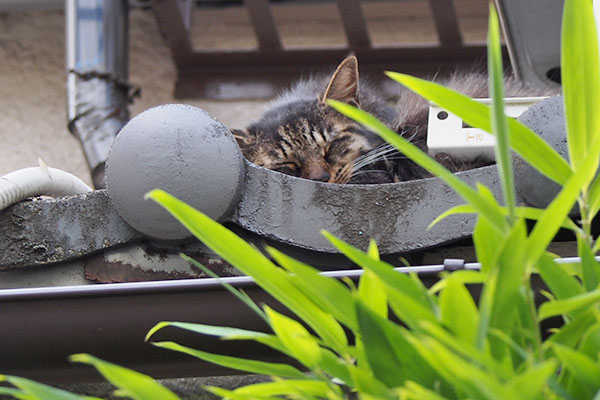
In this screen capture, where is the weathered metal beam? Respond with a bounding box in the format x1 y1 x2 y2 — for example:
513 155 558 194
245 0 282 51
428 0 463 47
152 0 193 66
336 0 371 48
0 191 141 270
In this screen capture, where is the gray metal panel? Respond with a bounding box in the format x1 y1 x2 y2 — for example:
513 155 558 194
494 0 563 88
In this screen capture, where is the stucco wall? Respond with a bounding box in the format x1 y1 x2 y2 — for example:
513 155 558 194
0 7 267 187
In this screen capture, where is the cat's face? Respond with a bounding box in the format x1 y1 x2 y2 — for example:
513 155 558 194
234 56 385 184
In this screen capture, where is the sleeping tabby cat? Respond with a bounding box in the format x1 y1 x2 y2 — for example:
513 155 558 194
233 56 543 184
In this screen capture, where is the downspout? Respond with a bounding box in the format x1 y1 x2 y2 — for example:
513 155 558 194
66 0 132 189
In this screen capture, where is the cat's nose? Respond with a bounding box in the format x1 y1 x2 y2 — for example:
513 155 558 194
312 171 331 182
302 169 331 182
302 160 331 182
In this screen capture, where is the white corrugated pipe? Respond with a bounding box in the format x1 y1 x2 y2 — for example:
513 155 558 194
0 159 92 211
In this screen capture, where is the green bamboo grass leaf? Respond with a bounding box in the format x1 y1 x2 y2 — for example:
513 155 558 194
476 220 528 348
328 100 508 233
536 253 584 301
488 220 528 331
355 300 408 386
487 328 528 363
545 309 597 348
579 237 600 291
146 322 290 355
318 348 354 386
488 4 516 222
440 276 479 344
539 289 600 320
589 175 600 219
322 230 438 329
553 344 600 390
401 381 448 400
0 376 96 400
562 0 600 171
146 189 347 352
427 204 474 230
266 246 357 331
229 380 337 398
0 386 33 400
353 307 441 388
405 335 514 399
506 360 558 400
264 306 322 369
347 366 395 399
430 205 579 231
473 215 503 275
69 354 179 400
429 270 485 294
147 321 271 342
419 322 510 381
180 254 267 322
580 323 600 361
526 142 600 266
384 72 572 185
358 240 388 318
151 341 306 379
203 386 278 400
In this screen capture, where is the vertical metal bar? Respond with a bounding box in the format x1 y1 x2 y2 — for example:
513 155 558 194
176 0 193 32
152 0 193 64
428 0 463 47
245 0 282 51
336 0 370 48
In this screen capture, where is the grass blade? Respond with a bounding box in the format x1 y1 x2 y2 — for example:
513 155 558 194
180 253 267 323
355 300 407 387
147 189 347 352
553 344 600 390
264 306 322 369
151 341 306 379
562 0 600 171
526 144 600 266
440 276 479 344
579 237 600 291
536 252 585 301
266 246 357 331
488 4 516 222
358 240 388 318
538 289 600 320
0 375 95 400
322 231 438 329
69 354 179 400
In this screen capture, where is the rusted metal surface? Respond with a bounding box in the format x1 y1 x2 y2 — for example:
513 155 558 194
0 190 141 270
84 241 241 283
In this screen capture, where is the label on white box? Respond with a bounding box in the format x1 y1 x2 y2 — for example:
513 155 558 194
427 97 547 161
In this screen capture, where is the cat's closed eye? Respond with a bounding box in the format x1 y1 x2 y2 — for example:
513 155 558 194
272 162 300 176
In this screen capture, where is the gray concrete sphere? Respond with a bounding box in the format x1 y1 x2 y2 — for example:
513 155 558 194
514 96 569 210
106 104 245 240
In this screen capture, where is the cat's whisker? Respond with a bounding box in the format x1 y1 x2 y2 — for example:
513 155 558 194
351 146 401 172
351 170 391 177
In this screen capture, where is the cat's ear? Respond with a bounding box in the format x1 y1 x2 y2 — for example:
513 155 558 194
320 55 360 106
232 129 255 148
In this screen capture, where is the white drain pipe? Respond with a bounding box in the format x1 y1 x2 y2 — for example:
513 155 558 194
0 159 92 211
